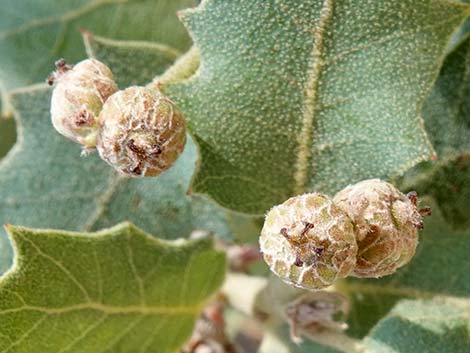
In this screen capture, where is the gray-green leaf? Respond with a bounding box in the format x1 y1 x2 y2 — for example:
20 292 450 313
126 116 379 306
398 35 470 229
165 0 469 214
422 35 470 156
363 299 470 353
0 0 194 92
0 223 225 353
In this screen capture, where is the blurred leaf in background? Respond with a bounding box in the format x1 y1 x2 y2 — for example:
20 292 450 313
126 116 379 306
0 0 195 113
0 117 16 159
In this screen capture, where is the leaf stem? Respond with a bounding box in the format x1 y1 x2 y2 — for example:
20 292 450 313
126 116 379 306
148 45 200 89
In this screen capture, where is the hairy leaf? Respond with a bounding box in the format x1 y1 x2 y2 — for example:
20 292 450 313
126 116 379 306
165 0 469 214
363 299 470 353
0 223 225 352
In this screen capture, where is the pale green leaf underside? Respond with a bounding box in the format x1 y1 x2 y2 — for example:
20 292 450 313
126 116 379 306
0 36 259 274
0 0 194 91
363 299 470 353
166 0 469 214
0 223 225 353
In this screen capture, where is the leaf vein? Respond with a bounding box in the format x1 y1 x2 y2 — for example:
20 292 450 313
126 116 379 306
293 0 335 194
18 234 92 302
0 314 47 353
57 314 108 353
0 303 200 316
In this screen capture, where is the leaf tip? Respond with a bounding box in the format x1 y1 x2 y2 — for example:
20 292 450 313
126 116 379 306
177 0 206 25
2 224 21 238
79 27 93 39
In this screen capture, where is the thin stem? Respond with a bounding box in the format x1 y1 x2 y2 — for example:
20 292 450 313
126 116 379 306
147 46 200 90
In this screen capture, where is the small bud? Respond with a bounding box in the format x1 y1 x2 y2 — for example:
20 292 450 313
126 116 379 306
49 58 118 149
333 179 429 278
259 193 358 290
285 291 349 344
96 86 186 177
181 300 240 353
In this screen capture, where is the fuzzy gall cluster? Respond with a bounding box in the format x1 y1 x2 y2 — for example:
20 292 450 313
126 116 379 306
260 179 430 290
49 59 186 177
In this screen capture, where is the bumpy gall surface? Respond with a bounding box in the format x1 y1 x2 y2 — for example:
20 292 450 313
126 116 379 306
50 58 118 149
259 193 358 290
333 179 427 278
96 86 186 177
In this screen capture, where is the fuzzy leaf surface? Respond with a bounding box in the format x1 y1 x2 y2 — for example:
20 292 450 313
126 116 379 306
0 223 225 352
166 0 469 214
363 299 470 353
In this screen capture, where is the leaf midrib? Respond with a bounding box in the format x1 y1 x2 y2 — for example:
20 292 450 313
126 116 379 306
0 302 200 316
294 0 334 195
292 2 466 195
